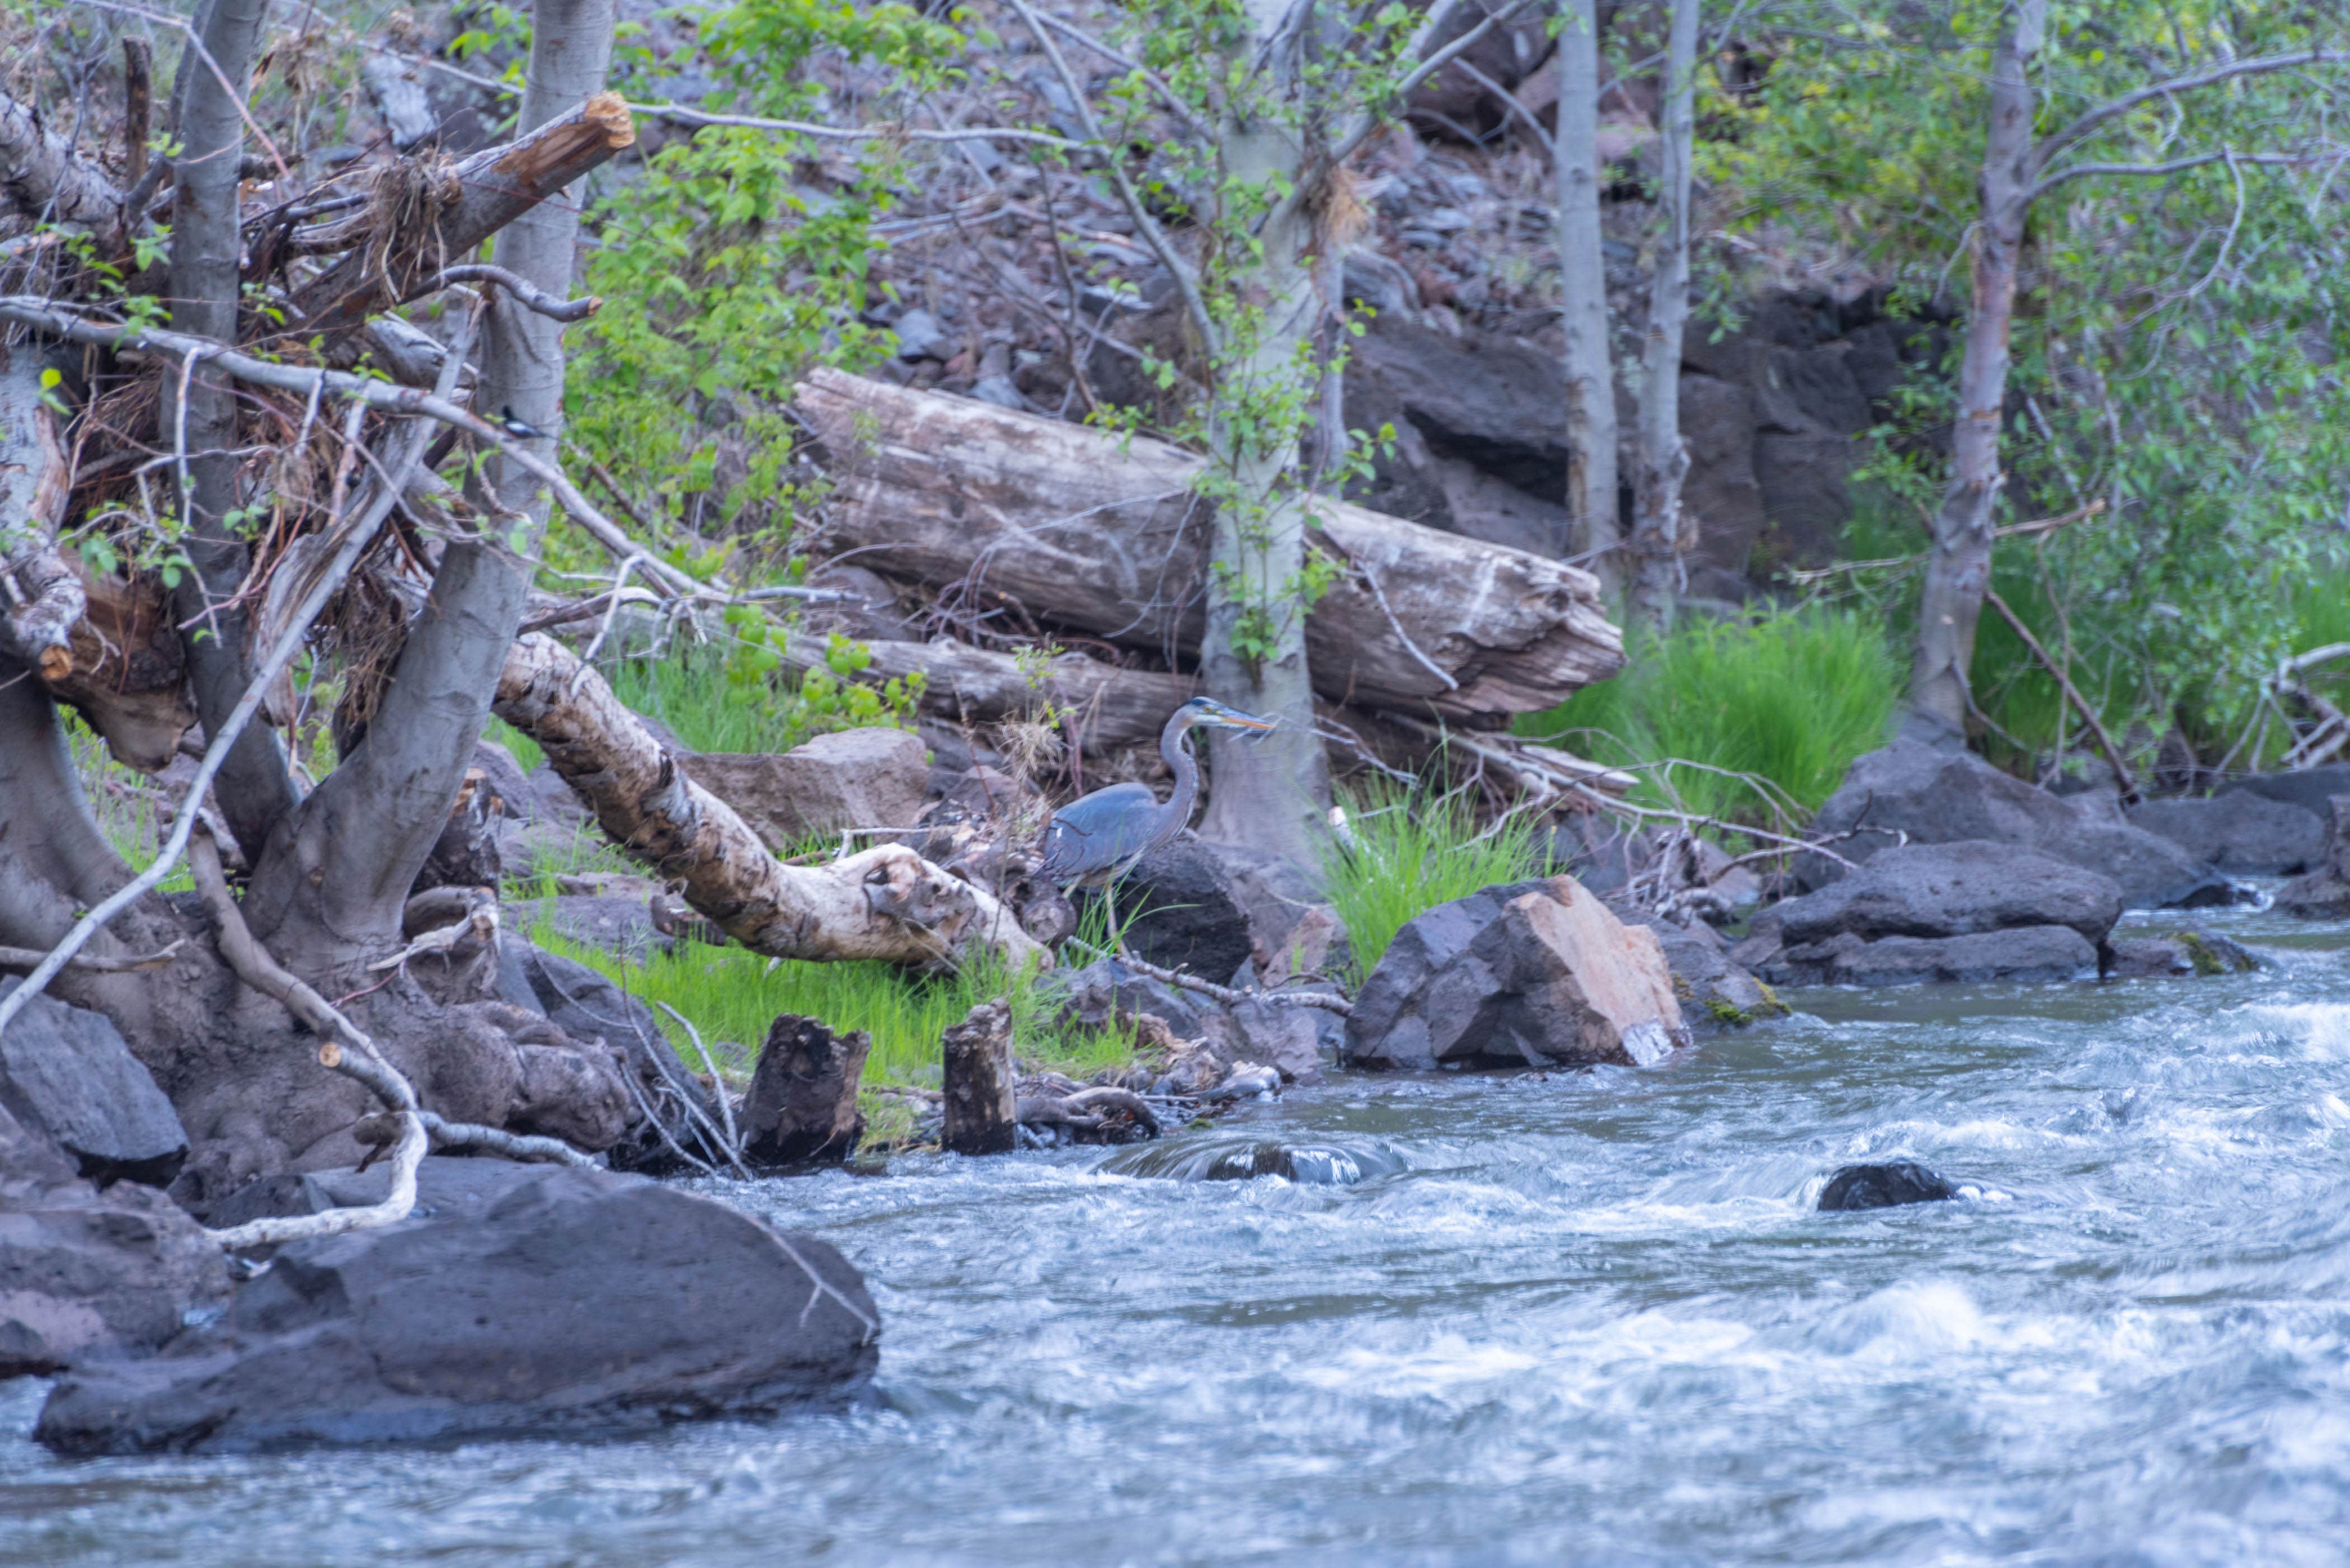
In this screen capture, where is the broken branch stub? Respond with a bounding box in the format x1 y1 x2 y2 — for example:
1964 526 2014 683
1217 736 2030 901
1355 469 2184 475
495 632 1050 971
793 368 1625 718
293 92 637 338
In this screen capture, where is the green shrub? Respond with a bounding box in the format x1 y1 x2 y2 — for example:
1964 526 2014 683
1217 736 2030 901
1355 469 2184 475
1519 606 1901 825
1323 781 1545 983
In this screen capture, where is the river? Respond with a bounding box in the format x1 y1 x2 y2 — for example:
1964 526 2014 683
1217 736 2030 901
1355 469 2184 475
7 899 2350 1566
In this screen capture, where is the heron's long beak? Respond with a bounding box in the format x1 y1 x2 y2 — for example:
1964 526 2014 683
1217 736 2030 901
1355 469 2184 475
1210 708 1277 740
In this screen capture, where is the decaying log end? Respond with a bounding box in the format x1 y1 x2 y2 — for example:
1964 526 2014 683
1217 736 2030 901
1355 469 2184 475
582 91 637 150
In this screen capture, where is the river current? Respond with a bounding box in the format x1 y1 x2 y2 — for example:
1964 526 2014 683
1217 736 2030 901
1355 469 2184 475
7 900 2350 1566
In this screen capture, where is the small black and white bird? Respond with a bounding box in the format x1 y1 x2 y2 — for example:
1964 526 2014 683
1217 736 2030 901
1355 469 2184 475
492 405 551 440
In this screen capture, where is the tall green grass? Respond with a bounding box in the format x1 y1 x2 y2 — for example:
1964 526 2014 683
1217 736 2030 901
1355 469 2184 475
1519 606 1901 825
1323 781 1546 982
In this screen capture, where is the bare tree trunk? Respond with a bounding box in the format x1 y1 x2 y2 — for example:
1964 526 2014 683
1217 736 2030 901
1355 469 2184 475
1555 0 1620 587
1194 101 1332 865
164 0 297 862
1625 0 1699 634
252 0 618 960
1910 0 2044 731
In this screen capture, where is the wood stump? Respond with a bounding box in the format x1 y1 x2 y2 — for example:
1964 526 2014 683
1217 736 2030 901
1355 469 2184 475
741 1014 870 1167
941 998 1017 1156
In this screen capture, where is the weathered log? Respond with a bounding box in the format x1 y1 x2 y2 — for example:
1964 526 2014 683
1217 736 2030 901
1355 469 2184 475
795 368 1625 718
0 349 81 684
293 92 636 338
0 90 125 238
495 632 1051 970
741 1013 870 1167
941 997 1017 1155
48 566 199 771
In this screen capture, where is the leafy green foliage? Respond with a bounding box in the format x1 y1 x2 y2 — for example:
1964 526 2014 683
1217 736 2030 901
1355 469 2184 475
1322 781 1547 984
600 635 922 757
1522 608 1902 823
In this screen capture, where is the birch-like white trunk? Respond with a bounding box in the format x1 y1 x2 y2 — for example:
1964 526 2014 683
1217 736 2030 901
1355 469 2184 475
1625 0 1698 632
1555 0 1620 586
1910 0 2044 729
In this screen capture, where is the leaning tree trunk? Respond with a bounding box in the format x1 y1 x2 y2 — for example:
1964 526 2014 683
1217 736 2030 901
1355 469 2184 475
1555 0 1621 588
1195 107 1332 862
1911 0 2044 731
1625 0 1698 633
164 0 298 861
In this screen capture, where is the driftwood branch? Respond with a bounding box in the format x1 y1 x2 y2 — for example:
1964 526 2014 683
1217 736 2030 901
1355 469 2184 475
495 632 1052 970
0 939 184 974
1066 938 1352 1016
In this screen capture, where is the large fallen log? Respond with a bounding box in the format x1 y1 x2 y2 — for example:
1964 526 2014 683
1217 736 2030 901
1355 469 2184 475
495 632 1050 971
795 368 1625 719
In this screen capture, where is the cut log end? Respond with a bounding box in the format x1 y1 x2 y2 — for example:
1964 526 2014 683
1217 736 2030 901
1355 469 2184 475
34 644 71 682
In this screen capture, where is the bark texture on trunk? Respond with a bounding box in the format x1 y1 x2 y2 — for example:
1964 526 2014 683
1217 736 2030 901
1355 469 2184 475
1625 0 1699 633
1910 0 2044 730
165 0 298 864
0 90 125 236
496 633 1051 970
0 347 82 683
266 2 619 955
1194 113 1329 861
1555 0 1620 586
797 370 1624 717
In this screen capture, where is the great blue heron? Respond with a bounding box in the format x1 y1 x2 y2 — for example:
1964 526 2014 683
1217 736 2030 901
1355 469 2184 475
1040 697 1276 899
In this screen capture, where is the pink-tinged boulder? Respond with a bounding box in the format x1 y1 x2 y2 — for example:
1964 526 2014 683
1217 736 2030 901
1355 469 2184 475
1343 876 1689 1070
689 727 928 850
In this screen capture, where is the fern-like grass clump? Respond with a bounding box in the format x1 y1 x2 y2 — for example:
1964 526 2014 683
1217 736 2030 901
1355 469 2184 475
1519 607 1901 825
1322 782 1547 984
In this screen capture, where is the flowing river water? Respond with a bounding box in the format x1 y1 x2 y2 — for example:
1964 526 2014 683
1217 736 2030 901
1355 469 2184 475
8 898 2350 1566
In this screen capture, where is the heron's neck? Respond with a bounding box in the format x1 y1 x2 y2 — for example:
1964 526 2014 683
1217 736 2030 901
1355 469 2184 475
1164 721 1200 828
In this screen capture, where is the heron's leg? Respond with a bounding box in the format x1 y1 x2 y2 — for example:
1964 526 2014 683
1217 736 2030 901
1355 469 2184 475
1104 878 1124 959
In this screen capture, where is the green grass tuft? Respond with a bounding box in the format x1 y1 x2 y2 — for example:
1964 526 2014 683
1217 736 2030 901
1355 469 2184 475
1322 781 1546 983
1519 606 1902 826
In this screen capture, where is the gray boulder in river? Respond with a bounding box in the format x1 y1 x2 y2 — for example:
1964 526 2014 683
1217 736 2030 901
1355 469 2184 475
1796 732 2228 908
35 1157 879 1455
2275 799 2350 919
1745 841 2119 987
1345 876 1690 1070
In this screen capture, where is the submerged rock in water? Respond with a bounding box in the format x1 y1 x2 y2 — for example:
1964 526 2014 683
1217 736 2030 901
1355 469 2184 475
1097 1136 1407 1185
1761 926 2098 987
1818 1161 1958 1211
35 1158 878 1454
1344 875 1689 1071
2106 929 2261 979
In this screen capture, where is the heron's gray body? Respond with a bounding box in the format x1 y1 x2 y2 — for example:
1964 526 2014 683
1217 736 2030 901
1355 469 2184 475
1038 698 1274 888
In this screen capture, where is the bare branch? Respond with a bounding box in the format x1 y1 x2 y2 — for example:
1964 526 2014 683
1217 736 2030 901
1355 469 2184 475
406 264 601 322
627 99 1084 150
1000 0 1221 360
2028 144 2340 201
0 939 184 974
1983 587 2138 802
2032 49 2350 171
1029 13 1216 144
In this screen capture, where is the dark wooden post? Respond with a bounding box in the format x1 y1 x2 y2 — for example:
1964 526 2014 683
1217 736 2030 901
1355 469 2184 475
741 1014 870 1167
942 998 1017 1155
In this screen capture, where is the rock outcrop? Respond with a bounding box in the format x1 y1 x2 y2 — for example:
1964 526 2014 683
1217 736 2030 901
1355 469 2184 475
36 1158 880 1454
1079 835 1348 990
1627 915 1787 1029
1799 734 2224 908
1 1101 231 1378
2106 929 2260 978
1344 877 1689 1070
690 726 929 850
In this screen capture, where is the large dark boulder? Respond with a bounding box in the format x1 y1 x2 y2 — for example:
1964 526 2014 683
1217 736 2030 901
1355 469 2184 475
1761 926 2097 987
35 1158 879 1454
1799 735 2221 908
2 1102 229 1378
1818 1161 1957 1211
1625 915 1787 1028
0 977 189 1188
1345 877 1689 1070
1771 841 2123 949
2127 794 2326 875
